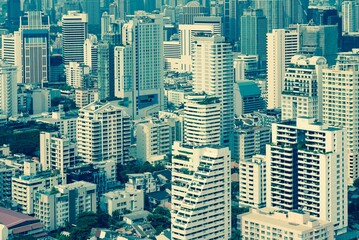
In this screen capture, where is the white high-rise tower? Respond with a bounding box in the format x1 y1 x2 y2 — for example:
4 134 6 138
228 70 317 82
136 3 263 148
0 61 17 117
191 34 234 148
267 28 299 109
114 13 164 119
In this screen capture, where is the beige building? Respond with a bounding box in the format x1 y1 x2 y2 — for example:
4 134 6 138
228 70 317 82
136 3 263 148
239 207 334 240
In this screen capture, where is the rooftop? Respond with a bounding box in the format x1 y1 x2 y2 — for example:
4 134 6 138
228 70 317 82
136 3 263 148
0 207 41 229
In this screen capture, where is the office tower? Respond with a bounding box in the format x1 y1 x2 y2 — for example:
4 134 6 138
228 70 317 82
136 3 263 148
101 12 115 40
7 0 21 29
34 181 97 231
239 154 267 208
114 14 164 119
65 62 90 88
267 117 348 234
283 0 309 27
299 24 338 65
267 28 299 109
136 118 172 164
62 11 88 64
97 42 115 100
76 101 131 164
40 131 76 173
223 0 242 43
163 40 181 71
178 1 210 24
12 163 66 214
83 36 98 73
171 142 231 239
234 81 266 117
322 50 359 184
0 62 18 118
252 0 284 32
178 24 215 72
82 0 101 27
233 123 271 162
240 9 267 69
342 1 359 33
49 54 65 85
109 2 119 19
193 16 223 35
1 33 21 80
307 6 340 26
281 55 327 121
19 11 50 86
192 35 234 148
184 95 221 146
239 208 334 240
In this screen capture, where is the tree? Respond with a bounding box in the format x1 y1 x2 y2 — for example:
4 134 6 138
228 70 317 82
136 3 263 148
97 209 111 228
71 212 98 240
354 178 359 188
147 207 171 235
232 206 249 230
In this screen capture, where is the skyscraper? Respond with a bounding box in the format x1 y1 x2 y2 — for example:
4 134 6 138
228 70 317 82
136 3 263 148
97 42 115 100
281 55 327 121
83 36 98 73
19 11 50 86
62 11 88 64
266 117 348 235
114 13 164 119
322 49 359 184
240 8 267 69
171 142 231 239
1 32 22 83
7 0 21 30
0 61 17 117
252 0 284 32
267 28 299 109
342 1 359 33
192 34 234 148
82 0 101 27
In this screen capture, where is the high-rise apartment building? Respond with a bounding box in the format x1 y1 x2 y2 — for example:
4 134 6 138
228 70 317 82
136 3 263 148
171 142 231 239
98 42 115 100
267 28 299 109
40 131 77 173
184 95 221 146
101 12 115 40
114 13 164 119
281 55 327 121
266 117 347 234
240 8 267 68
322 49 359 184
0 62 17 117
62 11 88 64
76 101 131 164
239 154 267 208
192 34 234 148
19 11 50 86
1 32 21 83
83 36 98 73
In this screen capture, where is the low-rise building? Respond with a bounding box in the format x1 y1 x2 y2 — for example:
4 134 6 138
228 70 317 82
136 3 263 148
125 173 158 193
239 207 334 240
100 189 144 216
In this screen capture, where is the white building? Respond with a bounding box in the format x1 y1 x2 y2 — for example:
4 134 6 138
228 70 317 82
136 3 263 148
40 131 76 173
322 49 359 184
65 62 90 88
163 41 181 71
234 54 259 82
77 101 131 164
184 95 221 146
75 88 99 108
1 32 21 83
12 163 66 214
125 172 158 193
101 12 115 40
239 207 334 240
267 28 299 109
178 24 214 72
239 154 266 208
192 34 234 148
62 11 88 64
32 89 51 114
282 55 327 121
114 13 164 119
100 189 144 216
165 89 188 107
136 118 172 164
83 36 98 72
0 62 17 117
171 142 231 240
34 181 96 231
267 117 348 235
